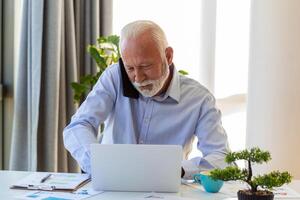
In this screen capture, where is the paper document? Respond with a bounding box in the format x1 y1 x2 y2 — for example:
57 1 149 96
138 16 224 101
11 172 90 191
220 183 300 199
16 187 103 200
272 185 300 199
132 192 197 200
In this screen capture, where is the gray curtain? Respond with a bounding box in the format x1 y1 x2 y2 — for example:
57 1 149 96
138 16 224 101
0 0 3 170
9 0 112 172
1 0 16 170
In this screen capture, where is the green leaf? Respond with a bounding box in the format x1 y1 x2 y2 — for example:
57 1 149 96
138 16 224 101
71 82 89 103
107 35 120 46
97 36 107 44
178 70 189 75
87 45 106 67
106 35 120 56
80 74 94 84
112 53 119 63
71 82 87 93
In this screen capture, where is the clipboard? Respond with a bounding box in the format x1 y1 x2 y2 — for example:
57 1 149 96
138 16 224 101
10 172 90 192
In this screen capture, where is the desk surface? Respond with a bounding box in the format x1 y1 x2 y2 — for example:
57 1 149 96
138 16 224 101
1 170 300 200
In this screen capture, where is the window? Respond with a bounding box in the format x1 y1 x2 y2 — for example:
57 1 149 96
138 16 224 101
214 0 250 152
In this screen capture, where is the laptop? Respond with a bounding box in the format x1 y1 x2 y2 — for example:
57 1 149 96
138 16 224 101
90 144 182 192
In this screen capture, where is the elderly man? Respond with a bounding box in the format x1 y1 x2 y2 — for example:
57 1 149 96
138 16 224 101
63 20 230 179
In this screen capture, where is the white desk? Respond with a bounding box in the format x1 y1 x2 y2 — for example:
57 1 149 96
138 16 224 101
1 170 300 200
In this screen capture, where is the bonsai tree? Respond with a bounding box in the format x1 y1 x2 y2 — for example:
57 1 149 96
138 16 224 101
209 147 292 200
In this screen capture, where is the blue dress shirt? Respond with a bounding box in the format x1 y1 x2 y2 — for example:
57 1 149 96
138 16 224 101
63 61 230 179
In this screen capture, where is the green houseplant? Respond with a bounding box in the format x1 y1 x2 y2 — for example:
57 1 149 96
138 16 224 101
71 35 120 104
209 147 292 200
71 35 188 104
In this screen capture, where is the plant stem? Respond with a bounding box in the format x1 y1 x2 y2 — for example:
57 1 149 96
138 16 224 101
247 159 252 182
247 159 257 192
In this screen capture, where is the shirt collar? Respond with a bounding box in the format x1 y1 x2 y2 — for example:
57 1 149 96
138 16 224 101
156 64 180 103
169 65 181 102
119 59 181 102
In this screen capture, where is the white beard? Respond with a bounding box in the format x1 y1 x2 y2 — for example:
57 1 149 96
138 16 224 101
132 63 170 97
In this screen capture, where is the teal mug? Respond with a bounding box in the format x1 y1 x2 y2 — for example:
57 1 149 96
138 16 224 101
193 172 223 193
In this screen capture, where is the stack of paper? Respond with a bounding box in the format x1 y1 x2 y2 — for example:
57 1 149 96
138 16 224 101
11 172 90 191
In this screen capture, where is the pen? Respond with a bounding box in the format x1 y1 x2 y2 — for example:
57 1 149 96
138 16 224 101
40 174 52 183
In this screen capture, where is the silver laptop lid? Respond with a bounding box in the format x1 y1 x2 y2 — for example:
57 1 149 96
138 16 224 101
91 144 182 192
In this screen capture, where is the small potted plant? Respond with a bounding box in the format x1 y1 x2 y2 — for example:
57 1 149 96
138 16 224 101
209 147 292 200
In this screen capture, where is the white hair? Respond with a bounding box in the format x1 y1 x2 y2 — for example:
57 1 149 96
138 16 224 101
120 20 169 57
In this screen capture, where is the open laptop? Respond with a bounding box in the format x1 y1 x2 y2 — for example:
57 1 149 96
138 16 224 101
90 144 182 192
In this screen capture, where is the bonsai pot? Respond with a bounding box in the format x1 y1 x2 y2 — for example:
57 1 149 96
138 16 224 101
237 190 274 200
